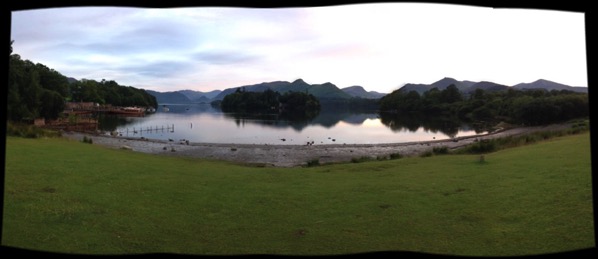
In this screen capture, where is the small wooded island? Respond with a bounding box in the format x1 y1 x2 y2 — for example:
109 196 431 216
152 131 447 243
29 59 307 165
213 88 321 120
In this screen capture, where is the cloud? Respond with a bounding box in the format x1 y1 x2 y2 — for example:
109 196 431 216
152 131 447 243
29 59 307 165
192 50 259 65
10 5 587 93
120 60 196 78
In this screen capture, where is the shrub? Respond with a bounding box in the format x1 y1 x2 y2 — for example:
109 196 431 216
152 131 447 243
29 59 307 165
6 122 61 138
468 140 497 154
376 155 388 161
432 146 449 155
420 151 434 157
389 153 403 160
306 159 320 167
351 156 373 163
81 136 93 144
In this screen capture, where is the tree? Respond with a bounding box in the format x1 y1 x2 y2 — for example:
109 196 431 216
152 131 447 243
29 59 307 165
39 89 65 120
20 68 42 118
36 63 70 97
439 84 463 104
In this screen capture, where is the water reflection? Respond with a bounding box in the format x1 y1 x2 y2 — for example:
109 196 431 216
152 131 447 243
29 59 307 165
221 110 378 132
97 103 485 144
379 112 460 138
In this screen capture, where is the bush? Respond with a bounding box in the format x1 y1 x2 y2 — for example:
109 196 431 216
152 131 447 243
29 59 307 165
81 136 93 144
306 159 320 167
467 140 497 154
351 156 373 163
6 122 61 138
389 153 403 160
420 151 434 157
376 155 388 161
432 146 449 155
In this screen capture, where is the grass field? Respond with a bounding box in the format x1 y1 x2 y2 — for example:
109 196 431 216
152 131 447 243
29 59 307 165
2 132 594 256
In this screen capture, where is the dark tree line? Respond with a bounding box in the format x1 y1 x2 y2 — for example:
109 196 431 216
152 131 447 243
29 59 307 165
69 79 157 108
7 44 157 121
218 89 321 118
379 84 589 126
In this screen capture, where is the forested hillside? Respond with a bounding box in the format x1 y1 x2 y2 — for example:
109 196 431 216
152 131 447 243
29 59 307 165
380 84 589 126
7 41 157 121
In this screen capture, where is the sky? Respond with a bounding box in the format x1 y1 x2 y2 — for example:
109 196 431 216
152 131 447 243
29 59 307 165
10 3 588 94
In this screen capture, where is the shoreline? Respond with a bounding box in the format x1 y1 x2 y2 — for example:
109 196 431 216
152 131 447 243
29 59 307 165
61 123 573 167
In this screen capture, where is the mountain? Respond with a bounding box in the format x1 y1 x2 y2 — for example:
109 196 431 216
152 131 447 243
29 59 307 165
430 77 476 92
307 82 353 99
398 77 475 95
67 77 78 84
148 78 587 104
398 77 587 95
146 89 222 104
466 81 509 93
196 96 212 103
145 90 192 104
212 81 290 100
512 79 587 93
341 86 386 99
397 83 431 95
178 89 222 101
212 79 353 100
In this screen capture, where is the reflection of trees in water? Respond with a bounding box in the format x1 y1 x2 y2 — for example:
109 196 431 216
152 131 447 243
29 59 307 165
97 114 135 131
223 109 380 132
379 112 468 139
224 111 316 132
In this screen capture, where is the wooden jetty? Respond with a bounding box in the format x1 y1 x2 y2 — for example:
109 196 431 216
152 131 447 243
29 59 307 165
118 124 175 137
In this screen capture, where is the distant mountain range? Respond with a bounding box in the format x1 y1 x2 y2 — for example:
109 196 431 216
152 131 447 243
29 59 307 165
512 79 588 92
341 86 386 99
211 79 355 100
147 79 384 103
145 89 223 104
397 77 587 95
145 77 587 104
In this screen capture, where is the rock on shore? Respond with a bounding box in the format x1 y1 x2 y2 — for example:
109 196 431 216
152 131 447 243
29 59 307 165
61 123 572 167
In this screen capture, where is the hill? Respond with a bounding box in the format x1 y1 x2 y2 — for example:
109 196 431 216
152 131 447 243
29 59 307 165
145 90 192 104
399 78 587 94
212 79 352 100
466 81 509 93
146 77 587 104
178 89 222 102
398 77 475 95
513 79 587 93
341 86 386 99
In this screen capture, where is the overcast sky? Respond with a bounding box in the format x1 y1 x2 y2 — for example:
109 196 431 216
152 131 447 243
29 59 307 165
10 3 587 93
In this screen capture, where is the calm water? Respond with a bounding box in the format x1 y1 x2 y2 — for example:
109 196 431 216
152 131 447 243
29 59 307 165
98 103 486 145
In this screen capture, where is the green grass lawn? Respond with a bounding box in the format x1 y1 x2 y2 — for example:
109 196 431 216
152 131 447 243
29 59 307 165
2 132 594 256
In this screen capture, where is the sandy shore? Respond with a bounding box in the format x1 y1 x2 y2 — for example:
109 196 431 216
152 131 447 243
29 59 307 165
61 123 573 167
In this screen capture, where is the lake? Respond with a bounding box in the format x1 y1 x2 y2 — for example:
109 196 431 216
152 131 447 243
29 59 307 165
97 103 487 145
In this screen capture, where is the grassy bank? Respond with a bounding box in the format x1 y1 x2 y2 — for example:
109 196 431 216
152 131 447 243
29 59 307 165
2 132 594 256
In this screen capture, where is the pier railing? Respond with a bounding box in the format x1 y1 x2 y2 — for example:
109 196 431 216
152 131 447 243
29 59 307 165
117 124 175 137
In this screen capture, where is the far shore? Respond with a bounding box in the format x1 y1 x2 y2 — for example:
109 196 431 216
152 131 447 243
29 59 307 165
61 123 573 167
